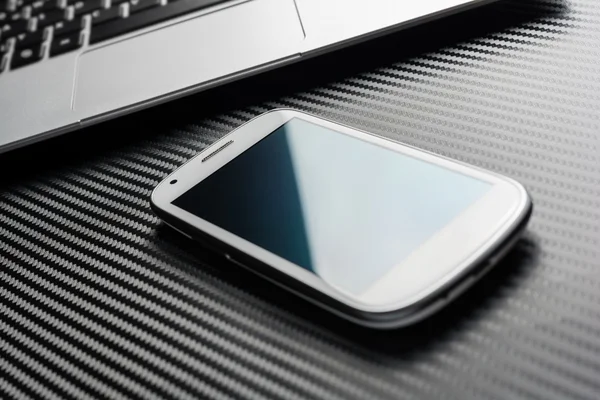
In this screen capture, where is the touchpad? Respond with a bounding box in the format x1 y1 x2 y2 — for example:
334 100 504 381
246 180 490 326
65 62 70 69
74 0 303 116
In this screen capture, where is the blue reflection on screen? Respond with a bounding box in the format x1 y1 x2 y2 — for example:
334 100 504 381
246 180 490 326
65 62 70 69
173 118 491 295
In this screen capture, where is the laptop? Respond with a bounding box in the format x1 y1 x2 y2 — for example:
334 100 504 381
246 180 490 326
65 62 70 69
0 0 488 153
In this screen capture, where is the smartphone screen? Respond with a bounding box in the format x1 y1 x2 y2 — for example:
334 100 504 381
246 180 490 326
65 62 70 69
173 118 492 296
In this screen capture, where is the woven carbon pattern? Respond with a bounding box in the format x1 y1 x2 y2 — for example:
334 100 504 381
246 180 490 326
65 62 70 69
1 0 599 398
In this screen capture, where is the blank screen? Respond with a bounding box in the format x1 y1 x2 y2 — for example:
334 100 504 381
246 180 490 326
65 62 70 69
173 118 491 295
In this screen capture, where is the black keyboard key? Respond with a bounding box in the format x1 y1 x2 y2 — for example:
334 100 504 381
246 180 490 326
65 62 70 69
53 15 80 35
0 40 8 71
89 0 227 44
50 31 79 55
0 54 6 72
16 0 36 10
31 0 61 15
0 38 9 53
36 9 64 28
2 18 28 35
128 0 159 14
0 40 9 68
90 6 119 25
0 11 7 22
10 42 42 68
5 11 20 23
13 28 44 46
4 0 15 11
72 0 102 16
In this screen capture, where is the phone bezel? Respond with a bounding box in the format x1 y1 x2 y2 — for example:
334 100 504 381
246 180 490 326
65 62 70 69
151 109 530 314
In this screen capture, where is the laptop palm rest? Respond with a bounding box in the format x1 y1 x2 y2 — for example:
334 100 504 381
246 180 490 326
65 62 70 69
74 0 303 118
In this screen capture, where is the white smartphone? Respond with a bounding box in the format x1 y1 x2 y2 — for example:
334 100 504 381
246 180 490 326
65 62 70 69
151 109 532 329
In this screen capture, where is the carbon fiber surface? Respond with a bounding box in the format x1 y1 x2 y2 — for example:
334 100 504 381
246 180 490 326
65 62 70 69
1 0 599 398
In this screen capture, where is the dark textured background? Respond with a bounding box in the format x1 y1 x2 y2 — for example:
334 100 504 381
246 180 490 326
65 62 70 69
1 0 599 398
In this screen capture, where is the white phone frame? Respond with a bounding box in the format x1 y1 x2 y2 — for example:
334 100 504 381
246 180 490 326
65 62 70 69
151 109 530 315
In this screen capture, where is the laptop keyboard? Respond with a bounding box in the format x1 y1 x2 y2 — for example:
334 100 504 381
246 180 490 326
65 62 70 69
0 0 229 72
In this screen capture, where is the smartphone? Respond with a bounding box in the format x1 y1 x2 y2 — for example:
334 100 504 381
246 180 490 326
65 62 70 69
151 109 532 329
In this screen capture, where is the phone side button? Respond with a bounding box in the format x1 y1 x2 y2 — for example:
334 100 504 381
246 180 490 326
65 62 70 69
225 254 256 272
165 222 192 240
471 260 494 280
447 275 478 302
225 253 241 265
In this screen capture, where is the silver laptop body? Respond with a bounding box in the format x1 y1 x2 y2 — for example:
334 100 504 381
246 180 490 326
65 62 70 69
0 0 486 152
